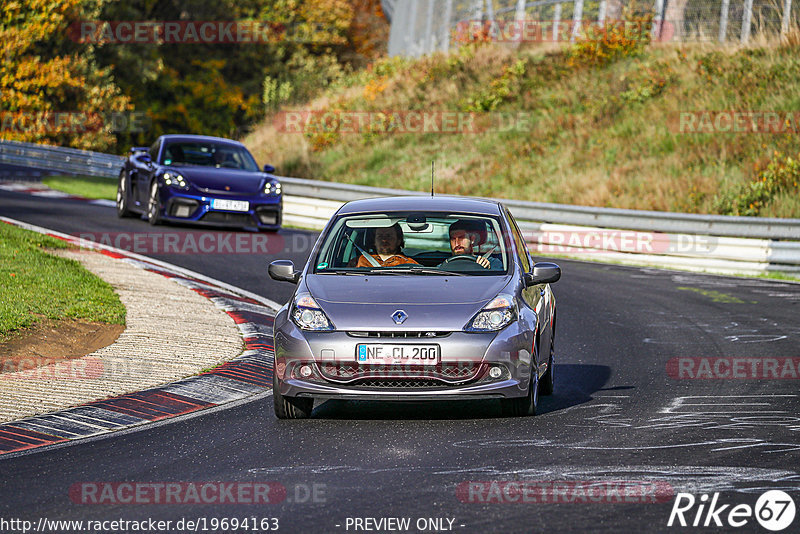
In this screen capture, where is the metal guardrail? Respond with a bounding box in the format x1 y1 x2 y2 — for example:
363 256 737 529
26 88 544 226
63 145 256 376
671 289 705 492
283 194 800 275
0 140 125 178
2 139 800 275
279 176 800 240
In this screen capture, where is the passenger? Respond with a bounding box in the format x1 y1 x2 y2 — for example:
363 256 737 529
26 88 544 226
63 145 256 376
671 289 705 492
442 219 502 269
356 223 420 267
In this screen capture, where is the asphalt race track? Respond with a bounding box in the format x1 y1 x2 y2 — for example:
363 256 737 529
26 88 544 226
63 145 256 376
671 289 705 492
1 189 799 533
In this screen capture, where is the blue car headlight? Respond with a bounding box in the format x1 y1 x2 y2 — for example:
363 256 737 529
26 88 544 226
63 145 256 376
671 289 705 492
163 171 189 190
464 294 517 332
263 181 282 196
291 294 334 331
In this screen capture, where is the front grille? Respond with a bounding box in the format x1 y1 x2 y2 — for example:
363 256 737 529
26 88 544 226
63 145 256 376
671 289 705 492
198 187 258 196
201 212 254 225
350 379 445 389
319 362 485 384
347 331 451 338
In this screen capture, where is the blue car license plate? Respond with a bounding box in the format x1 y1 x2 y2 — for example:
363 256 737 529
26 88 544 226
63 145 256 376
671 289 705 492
211 198 249 212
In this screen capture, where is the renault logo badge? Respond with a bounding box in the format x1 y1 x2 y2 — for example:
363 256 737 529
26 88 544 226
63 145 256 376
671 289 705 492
391 310 408 324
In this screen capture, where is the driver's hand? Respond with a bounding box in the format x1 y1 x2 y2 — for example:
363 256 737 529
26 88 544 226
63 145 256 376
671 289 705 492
476 256 490 268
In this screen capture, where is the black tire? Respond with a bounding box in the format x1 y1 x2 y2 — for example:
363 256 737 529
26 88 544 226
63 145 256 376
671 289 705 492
539 319 555 396
273 368 313 419
116 170 133 218
501 362 539 417
147 180 162 226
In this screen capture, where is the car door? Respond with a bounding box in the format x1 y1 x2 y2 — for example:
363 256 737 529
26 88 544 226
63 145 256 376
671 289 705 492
507 209 551 376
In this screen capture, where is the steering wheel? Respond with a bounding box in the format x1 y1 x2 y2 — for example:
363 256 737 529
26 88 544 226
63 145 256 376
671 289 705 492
441 254 479 265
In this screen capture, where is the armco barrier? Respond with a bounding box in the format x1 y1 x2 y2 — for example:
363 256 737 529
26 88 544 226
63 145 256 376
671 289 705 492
2 139 799 275
0 139 124 178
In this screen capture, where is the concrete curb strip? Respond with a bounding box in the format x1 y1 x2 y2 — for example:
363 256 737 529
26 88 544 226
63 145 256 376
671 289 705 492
0 218 279 457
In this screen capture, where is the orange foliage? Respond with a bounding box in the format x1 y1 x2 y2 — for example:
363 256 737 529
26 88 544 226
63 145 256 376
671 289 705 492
1 0 131 150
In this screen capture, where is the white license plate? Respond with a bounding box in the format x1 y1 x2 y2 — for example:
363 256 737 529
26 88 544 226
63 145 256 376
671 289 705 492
211 199 249 212
356 344 440 366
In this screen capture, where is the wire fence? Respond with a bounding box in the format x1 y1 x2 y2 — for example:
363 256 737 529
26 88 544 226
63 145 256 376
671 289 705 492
385 0 799 56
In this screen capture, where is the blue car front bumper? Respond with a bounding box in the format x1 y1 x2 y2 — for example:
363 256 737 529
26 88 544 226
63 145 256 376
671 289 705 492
158 189 282 230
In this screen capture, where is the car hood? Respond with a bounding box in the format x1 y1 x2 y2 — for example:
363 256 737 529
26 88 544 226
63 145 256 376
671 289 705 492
169 166 266 194
305 274 512 331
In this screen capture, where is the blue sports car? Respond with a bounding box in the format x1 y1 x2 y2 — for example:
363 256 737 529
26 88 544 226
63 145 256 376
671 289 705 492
117 134 282 230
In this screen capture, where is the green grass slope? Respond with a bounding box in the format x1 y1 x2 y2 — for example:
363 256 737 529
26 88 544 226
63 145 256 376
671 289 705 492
245 33 800 218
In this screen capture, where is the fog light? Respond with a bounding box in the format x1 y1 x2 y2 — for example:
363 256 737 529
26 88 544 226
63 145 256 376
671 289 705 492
174 205 191 218
489 366 503 379
299 365 312 378
257 210 278 225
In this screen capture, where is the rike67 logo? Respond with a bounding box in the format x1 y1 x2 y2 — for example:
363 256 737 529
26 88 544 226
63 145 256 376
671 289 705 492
668 491 796 531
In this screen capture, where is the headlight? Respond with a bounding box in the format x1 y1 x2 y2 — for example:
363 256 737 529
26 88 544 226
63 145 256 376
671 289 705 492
464 294 517 332
264 181 282 196
291 294 334 331
163 171 188 190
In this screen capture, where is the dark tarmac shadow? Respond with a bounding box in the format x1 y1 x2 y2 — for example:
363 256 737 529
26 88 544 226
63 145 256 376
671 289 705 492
306 364 616 420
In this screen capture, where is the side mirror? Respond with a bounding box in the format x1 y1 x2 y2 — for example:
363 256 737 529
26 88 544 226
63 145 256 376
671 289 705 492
263 164 276 173
269 260 300 284
524 262 561 286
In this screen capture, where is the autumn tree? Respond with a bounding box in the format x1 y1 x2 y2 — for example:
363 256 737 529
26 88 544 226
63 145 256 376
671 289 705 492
1 0 131 151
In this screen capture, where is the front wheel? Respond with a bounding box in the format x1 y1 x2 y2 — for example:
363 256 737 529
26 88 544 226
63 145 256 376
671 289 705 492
116 171 133 218
147 181 162 226
273 369 313 419
539 324 555 396
501 367 538 417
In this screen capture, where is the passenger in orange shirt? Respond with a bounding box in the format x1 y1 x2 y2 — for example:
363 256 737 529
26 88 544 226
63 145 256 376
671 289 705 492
356 223 420 267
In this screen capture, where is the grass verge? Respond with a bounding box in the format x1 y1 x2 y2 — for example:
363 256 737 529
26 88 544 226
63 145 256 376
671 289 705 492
42 175 117 201
0 222 126 342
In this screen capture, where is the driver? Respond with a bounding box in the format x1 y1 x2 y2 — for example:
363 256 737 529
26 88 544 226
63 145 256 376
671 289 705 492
355 223 420 267
441 219 501 269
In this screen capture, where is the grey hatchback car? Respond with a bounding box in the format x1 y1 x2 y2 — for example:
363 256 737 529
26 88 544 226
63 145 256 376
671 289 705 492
268 196 560 418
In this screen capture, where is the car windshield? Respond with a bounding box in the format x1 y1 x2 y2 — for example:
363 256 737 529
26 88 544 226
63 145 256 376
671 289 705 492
160 142 259 171
313 211 510 275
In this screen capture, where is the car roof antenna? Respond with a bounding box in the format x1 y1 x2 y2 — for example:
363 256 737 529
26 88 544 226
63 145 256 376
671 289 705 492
431 160 435 197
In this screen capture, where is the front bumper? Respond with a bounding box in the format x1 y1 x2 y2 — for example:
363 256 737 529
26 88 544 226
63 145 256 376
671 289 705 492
159 189 282 229
273 315 535 401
